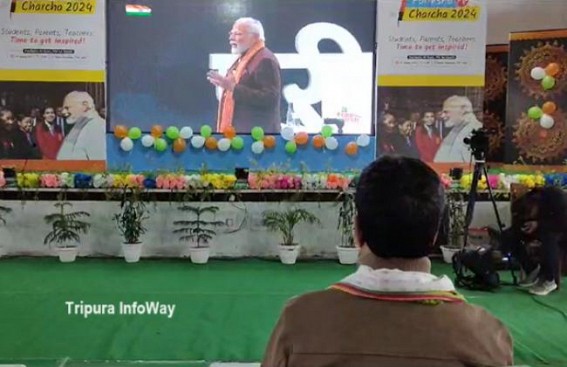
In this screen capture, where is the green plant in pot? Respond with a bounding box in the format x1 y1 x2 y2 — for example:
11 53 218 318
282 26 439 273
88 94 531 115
173 204 225 264
263 207 320 265
114 189 148 263
44 201 90 263
336 191 358 264
0 204 12 258
440 192 466 263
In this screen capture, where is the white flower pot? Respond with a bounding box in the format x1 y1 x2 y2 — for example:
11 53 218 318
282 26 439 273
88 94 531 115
189 247 210 264
440 246 461 264
337 246 359 265
278 244 300 265
122 242 143 263
57 247 78 263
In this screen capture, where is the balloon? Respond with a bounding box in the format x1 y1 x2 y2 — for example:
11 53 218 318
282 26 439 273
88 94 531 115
120 137 134 151
166 126 180 140
325 136 339 150
263 135 276 149
542 101 557 114
545 62 561 77
223 126 236 139
251 127 265 141
150 125 163 138
191 135 205 149
231 136 244 150
179 126 193 139
321 125 333 138
173 138 186 153
154 138 167 152
285 141 297 154
251 141 265 154
128 127 142 140
217 138 231 152
141 134 155 148
528 106 543 119
542 76 556 90
114 125 128 139
205 137 218 150
530 67 546 80
295 132 309 145
356 134 370 147
345 141 358 156
281 126 295 141
200 125 213 138
540 114 555 129
312 135 325 149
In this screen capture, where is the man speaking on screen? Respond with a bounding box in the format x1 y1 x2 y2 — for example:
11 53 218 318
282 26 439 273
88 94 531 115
207 17 282 134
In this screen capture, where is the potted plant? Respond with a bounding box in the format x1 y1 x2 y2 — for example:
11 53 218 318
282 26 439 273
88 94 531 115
336 191 358 264
263 207 320 264
440 192 467 263
173 204 224 264
114 189 148 263
0 204 12 258
43 201 90 262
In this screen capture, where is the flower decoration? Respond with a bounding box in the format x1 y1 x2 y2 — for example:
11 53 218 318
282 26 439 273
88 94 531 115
40 174 60 188
17 173 40 188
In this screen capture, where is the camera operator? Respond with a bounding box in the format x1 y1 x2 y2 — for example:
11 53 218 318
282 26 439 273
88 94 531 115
502 186 567 296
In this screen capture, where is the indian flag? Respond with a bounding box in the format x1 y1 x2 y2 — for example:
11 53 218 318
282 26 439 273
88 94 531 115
125 4 152 16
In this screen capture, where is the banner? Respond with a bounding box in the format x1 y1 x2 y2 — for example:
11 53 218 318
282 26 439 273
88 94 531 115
0 0 105 167
376 0 487 163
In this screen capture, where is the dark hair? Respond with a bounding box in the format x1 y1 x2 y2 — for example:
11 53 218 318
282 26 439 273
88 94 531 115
355 155 445 258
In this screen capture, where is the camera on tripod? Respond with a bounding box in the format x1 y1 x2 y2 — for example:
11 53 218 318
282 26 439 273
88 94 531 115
463 128 490 161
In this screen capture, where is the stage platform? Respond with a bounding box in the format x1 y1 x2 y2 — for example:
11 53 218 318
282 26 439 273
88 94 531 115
0 258 565 367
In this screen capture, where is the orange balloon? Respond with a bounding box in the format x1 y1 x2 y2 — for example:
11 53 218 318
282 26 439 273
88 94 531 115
545 63 561 77
295 132 309 145
223 126 236 139
542 101 557 114
312 135 325 149
173 138 187 153
114 125 128 139
263 135 276 149
150 125 163 138
345 142 358 156
205 137 218 150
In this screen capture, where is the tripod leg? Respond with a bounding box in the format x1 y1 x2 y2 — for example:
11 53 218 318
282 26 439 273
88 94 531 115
463 163 482 246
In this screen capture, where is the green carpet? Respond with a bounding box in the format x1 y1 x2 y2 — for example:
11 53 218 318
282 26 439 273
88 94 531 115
0 258 566 367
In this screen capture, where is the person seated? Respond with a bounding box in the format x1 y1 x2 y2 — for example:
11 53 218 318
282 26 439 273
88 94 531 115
261 156 513 367
502 186 567 295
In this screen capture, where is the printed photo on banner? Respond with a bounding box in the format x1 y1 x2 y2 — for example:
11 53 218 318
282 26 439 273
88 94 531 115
376 87 483 163
107 0 375 135
0 82 106 161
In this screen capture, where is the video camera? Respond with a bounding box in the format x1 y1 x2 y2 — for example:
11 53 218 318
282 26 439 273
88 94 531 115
463 128 490 161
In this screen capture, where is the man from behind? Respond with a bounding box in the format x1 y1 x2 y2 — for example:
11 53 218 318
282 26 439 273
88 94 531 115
262 156 513 367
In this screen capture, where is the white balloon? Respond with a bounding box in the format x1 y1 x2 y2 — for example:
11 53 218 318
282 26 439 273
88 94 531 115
180 126 193 139
251 141 265 154
540 114 555 129
191 135 205 149
218 138 231 152
281 126 295 141
356 134 370 147
141 134 155 148
530 67 546 80
120 137 134 151
325 137 338 150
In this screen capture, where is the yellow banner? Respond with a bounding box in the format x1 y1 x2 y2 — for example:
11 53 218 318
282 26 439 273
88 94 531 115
0 69 105 82
402 6 480 22
13 0 96 15
378 74 484 87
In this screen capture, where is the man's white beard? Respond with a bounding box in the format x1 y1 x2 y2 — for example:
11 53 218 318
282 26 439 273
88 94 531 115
231 44 248 55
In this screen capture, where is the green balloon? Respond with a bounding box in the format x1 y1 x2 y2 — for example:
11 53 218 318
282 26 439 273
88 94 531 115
321 125 333 138
128 127 142 140
200 125 213 138
528 106 543 119
285 141 297 154
154 138 167 152
251 126 264 141
542 76 556 90
166 126 179 139
231 136 244 150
